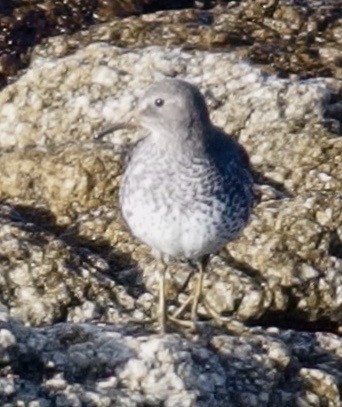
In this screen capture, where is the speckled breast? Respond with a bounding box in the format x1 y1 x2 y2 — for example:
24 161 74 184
120 141 252 260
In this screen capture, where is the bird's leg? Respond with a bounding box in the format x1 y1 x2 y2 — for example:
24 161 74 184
170 265 196 320
158 261 167 334
178 267 196 294
168 255 209 331
171 294 194 319
191 255 209 322
168 314 196 330
170 255 210 322
169 296 197 331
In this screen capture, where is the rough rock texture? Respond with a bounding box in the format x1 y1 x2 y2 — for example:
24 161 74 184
0 0 198 88
1 0 341 88
0 204 140 326
0 303 341 406
0 3 341 402
33 0 342 81
0 45 341 331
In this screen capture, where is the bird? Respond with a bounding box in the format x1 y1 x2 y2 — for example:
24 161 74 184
118 79 254 333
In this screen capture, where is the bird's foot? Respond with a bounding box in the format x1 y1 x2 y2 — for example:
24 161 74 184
169 296 205 332
168 315 198 332
171 295 194 319
203 300 247 334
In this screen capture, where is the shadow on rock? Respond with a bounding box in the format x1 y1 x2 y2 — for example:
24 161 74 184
7 202 143 297
322 88 342 135
0 202 147 326
246 309 339 335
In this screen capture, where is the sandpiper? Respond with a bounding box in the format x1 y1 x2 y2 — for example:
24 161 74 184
119 79 254 332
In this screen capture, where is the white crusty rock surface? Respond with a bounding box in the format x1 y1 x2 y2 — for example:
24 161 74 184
0 303 341 407
0 45 341 327
0 34 342 407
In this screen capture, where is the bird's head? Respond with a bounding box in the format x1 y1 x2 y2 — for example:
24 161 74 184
137 79 211 141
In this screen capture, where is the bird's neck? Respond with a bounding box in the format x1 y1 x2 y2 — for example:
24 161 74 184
154 123 211 158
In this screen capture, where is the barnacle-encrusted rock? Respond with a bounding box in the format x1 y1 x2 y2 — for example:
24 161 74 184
1 1 341 88
0 45 340 328
0 307 341 406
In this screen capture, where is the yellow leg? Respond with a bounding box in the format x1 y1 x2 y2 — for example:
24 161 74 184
168 315 196 330
158 265 167 334
171 294 194 319
191 258 207 321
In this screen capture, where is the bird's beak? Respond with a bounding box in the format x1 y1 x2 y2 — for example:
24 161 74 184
93 118 137 141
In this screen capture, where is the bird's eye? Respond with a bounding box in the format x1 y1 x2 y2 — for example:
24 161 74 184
154 98 164 107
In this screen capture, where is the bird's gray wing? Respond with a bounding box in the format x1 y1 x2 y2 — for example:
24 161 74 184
206 128 255 209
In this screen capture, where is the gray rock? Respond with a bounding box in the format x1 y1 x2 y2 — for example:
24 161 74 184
0 45 340 327
0 204 136 326
0 5 340 405
0 319 341 406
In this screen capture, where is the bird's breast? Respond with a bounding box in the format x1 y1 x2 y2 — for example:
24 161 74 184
120 154 250 259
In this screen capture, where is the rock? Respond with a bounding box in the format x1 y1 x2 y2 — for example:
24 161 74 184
0 204 138 326
0 0 157 88
0 3 341 404
1 1 342 89
29 0 342 82
0 328 16 365
0 45 340 328
0 317 341 406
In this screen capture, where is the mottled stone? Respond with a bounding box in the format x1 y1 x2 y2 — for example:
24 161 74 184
0 204 137 325
0 314 341 406
1 1 341 90
0 45 340 328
